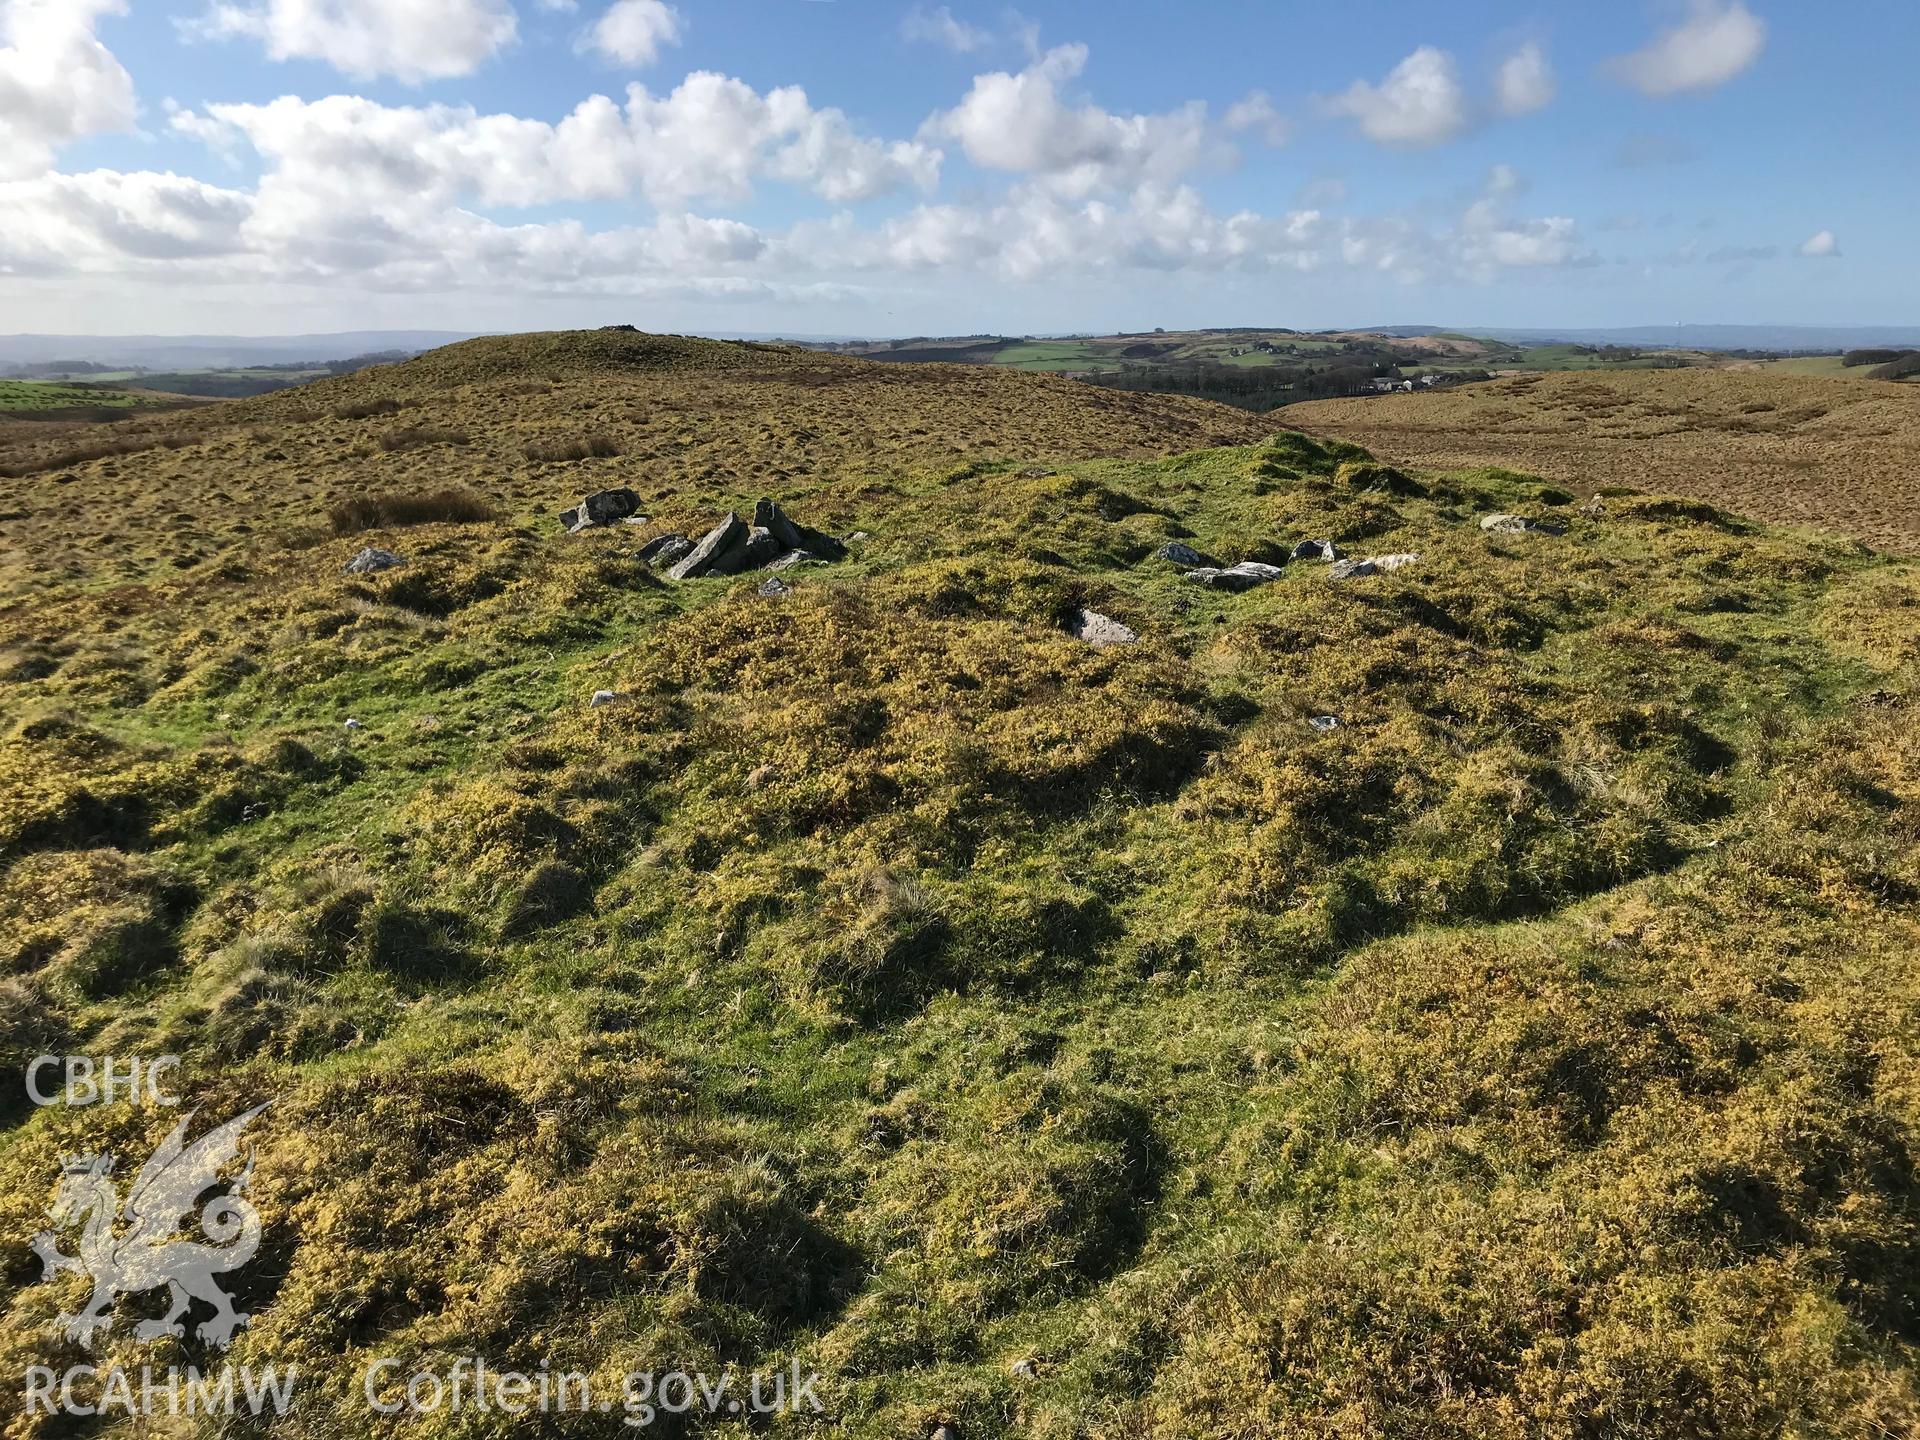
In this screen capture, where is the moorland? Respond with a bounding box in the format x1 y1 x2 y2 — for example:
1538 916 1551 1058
0 330 1916 1438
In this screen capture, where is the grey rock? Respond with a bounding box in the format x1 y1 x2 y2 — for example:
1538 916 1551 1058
667 511 749 579
753 497 808 552
1069 608 1138 646
1017 466 1054 478
846 531 869 542
637 532 688 562
1186 560 1285 592
1009 1357 1039 1381
739 526 784 570
581 487 642 526
650 536 696 567
1154 541 1217 568
343 546 405 574
766 548 823 572
758 577 792 598
342 718 363 730
1291 539 1343 562
1308 715 1340 732
589 689 625 708
1479 512 1564 536
557 505 585 530
1330 552 1419 581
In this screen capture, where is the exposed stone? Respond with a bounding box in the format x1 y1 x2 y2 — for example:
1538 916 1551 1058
766 548 822 572
637 533 688 563
1331 552 1420 581
1290 539 1342 562
1186 560 1284 592
758 576 792 598
1017 466 1055 478
753 497 808 551
1308 715 1340 732
667 511 749 580
1154 541 1217 568
560 487 642 532
1480 513 1566 536
589 689 625 708
739 526 784 571
1009 1357 1039 1381
343 546 405 574
1069 608 1138 646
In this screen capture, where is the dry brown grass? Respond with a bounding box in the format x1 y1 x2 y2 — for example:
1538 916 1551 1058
1288 368 1920 552
328 486 496 534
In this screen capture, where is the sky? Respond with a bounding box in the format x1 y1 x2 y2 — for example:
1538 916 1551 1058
1 0 1914 337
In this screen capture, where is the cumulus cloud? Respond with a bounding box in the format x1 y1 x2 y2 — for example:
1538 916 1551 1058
586 0 681 66
1608 0 1766 97
1495 41 1554 115
924 44 1215 196
0 0 136 180
1223 90 1290 147
1326 45 1470 148
902 5 990 53
193 0 517 84
1798 229 1839 258
173 77 942 212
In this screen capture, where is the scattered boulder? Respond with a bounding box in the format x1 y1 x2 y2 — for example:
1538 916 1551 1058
1009 1357 1039 1381
1017 466 1055 478
1480 513 1566 536
766 548 823 572
343 546 405 575
1290 539 1342 562
1186 561 1285 592
343 718 363 730
663 500 849 580
1308 715 1340 732
1329 552 1419 581
752 497 846 561
758 576 792 599
1154 541 1217 568
637 532 689 563
1069 608 1138 646
558 487 642 532
589 689 625 708
667 511 750 580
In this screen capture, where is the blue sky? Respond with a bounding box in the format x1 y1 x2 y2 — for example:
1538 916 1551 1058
2 0 1912 336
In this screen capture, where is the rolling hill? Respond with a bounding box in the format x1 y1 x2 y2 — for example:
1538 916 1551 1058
1288 368 1920 553
0 332 1915 1438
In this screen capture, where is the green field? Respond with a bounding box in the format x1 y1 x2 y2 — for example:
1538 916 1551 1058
0 379 149 413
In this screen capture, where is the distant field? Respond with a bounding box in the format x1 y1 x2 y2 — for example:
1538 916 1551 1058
1290 368 1920 552
0 379 150 413
1757 355 1858 377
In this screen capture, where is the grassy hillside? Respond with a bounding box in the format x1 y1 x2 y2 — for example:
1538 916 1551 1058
0 379 165 416
0 333 1916 1437
1288 368 1920 553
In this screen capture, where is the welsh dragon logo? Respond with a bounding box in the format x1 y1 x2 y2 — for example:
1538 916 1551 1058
31 1103 271 1349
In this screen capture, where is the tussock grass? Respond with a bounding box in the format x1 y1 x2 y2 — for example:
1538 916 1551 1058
328 486 496 533
0 334 1915 1438
520 432 621 463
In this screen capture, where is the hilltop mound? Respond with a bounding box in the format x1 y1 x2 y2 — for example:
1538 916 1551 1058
1288 367 1920 552
327 327 832 393
0 330 1269 602
0 341 1916 1437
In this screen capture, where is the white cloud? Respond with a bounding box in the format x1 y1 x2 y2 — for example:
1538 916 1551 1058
1798 229 1839 258
587 0 681 66
1608 1 1766 97
903 5 990 54
1327 46 1470 148
925 44 1214 196
0 170 253 274
1223 90 1290 147
194 0 517 84
1495 41 1554 116
174 77 941 212
0 0 136 180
